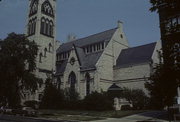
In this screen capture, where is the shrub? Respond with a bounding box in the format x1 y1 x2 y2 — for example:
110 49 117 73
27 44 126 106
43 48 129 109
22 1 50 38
121 88 150 110
83 91 113 111
63 88 80 110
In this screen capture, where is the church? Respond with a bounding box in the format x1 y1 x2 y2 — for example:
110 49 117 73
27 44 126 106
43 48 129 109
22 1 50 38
25 0 161 101
55 22 161 99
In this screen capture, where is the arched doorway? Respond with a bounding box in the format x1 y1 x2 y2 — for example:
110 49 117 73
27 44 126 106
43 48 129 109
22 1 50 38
85 73 91 95
68 72 76 92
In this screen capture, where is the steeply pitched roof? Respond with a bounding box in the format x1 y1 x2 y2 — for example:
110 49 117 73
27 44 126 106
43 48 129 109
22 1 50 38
56 60 68 75
56 28 117 54
80 51 103 71
116 42 156 68
56 28 117 74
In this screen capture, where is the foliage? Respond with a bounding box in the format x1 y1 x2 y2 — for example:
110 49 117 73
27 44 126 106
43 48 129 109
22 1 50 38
63 88 81 110
40 78 65 109
121 88 149 110
64 88 80 102
0 33 42 108
145 62 180 109
83 91 113 111
149 0 180 12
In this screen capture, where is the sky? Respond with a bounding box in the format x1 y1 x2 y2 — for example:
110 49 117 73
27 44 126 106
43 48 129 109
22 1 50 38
0 0 160 47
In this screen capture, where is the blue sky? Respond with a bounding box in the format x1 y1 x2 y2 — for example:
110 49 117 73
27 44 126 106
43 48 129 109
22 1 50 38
0 0 160 47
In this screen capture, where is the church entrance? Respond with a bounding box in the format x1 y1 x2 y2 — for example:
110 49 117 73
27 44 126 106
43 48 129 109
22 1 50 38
68 72 76 92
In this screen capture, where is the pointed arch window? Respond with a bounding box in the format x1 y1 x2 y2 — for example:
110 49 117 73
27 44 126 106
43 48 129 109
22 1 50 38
29 0 38 16
28 17 36 36
49 43 52 52
41 0 54 17
32 18 37 34
39 52 43 63
44 48 47 57
68 72 76 93
45 19 49 35
49 21 54 37
85 73 91 95
41 17 45 34
28 20 32 35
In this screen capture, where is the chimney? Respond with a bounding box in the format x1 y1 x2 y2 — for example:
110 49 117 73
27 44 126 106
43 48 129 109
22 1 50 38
117 20 123 32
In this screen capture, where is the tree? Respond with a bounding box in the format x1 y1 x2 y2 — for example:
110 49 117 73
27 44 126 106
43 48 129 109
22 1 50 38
149 0 180 12
40 78 65 109
147 0 180 109
145 61 179 109
0 33 42 108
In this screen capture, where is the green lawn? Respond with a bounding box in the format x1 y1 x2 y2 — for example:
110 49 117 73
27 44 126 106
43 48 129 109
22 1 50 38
38 110 146 121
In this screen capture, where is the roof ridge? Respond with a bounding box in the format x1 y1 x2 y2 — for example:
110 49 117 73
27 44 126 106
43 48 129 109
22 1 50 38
123 42 156 50
61 27 117 45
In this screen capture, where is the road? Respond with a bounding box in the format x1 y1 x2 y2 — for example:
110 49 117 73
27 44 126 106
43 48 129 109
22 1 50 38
0 114 78 122
92 111 169 122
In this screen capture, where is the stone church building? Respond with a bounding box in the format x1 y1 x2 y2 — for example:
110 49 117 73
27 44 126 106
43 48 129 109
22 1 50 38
25 0 161 101
55 22 161 99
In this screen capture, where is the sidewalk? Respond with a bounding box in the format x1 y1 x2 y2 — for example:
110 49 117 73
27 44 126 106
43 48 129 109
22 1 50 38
92 111 169 122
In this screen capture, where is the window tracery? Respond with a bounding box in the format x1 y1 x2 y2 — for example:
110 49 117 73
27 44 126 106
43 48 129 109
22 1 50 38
41 0 54 17
40 17 54 37
29 0 38 16
28 17 37 36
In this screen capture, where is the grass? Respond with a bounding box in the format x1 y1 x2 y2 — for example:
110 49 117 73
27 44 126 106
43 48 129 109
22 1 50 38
38 109 146 121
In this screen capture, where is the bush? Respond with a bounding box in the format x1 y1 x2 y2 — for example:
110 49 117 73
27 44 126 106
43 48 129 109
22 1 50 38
63 88 80 110
121 88 150 110
82 91 113 111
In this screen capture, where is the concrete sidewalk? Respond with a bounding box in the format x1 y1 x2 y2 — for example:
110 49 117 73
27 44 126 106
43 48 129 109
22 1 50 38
92 111 169 122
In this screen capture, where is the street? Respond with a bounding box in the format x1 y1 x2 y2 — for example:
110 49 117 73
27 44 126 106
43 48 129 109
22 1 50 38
0 114 78 122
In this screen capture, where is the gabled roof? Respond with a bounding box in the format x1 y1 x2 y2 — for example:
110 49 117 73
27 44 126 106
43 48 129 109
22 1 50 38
116 42 156 68
56 60 68 75
56 28 117 54
108 83 122 91
56 28 117 75
80 51 103 71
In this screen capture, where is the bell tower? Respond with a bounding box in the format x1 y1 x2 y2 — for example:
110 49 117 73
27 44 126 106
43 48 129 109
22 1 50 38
25 0 56 101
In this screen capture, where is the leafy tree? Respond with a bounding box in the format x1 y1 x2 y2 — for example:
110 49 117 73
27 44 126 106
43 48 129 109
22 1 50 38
145 61 180 109
149 0 180 12
121 88 149 110
147 0 180 109
0 33 42 108
40 78 65 109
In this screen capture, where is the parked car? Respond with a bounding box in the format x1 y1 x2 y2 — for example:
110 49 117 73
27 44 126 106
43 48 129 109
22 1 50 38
22 107 38 117
11 107 37 117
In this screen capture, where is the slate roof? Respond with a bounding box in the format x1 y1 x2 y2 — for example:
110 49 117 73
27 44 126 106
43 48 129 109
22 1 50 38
56 60 68 75
56 28 117 75
56 28 117 54
116 42 156 68
79 51 103 71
